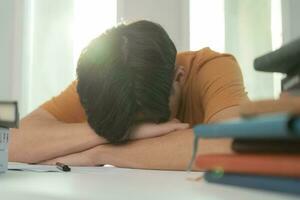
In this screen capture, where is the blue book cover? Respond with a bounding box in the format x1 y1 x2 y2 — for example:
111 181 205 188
193 113 300 139
204 172 300 195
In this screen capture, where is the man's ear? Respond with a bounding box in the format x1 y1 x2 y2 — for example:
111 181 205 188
174 65 186 86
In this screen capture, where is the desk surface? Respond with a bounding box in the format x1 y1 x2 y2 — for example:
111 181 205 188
0 166 299 200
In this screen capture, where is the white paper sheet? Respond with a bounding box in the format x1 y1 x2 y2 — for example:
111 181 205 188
8 162 61 172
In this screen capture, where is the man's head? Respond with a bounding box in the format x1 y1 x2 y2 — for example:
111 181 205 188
77 20 177 143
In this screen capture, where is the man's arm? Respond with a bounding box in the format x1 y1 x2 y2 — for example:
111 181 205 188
40 129 232 170
99 106 238 170
10 108 189 164
9 108 106 163
99 131 232 170
40 106 238 170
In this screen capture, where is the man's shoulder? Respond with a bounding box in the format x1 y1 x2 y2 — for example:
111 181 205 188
177 47 235 63
176 48 237 73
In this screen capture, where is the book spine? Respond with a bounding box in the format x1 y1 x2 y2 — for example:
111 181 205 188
0 128 9 173
197 154 300 177
282 73 300 91
232 139 300 153
193 114 300 138
285 89 300 96
204 172 300 195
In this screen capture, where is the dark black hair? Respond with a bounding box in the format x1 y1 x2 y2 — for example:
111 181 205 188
76 20 177 143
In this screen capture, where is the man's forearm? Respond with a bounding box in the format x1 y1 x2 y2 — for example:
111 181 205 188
9 108 106 163
101 129 232 170
38 107 237 169
40 129 232 170
117 106 237 170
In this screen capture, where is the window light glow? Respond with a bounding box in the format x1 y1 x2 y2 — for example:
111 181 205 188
73 0 116 66
271 0 283 98
190 0 225 52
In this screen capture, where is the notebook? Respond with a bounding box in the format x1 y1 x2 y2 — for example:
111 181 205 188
196 154 300 177
232 139 300 153
204 172 300 195
193 114 300 139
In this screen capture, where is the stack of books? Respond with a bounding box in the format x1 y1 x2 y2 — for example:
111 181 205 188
0 101 19 173
193 38 300 195
193 114 300 195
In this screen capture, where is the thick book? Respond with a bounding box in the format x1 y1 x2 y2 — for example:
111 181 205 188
254 38 300 74
232 139 300 153
193 113 300 139
204 172 300 195
196 154 300 178
0 101 19 128
239 97 300 117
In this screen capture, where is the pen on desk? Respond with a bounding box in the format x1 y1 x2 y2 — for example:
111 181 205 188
56 162 71 172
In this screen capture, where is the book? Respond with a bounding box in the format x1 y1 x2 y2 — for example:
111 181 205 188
254 37 300 74
204 172 300 195
196 154 300 178
0 101 18 173
232 139 300 154
0 127 9 151
285 89 300 96
282 73 300 91
0 127 9 173
193 113 300 139
0 101 19 128
239 97 300 117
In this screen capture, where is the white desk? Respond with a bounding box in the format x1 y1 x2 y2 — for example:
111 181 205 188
0 166 299 200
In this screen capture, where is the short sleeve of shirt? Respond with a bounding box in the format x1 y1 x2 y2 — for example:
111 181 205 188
196 55 249 123
40 81 86 123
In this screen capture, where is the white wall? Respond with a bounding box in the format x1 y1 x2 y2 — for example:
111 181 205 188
224 0 274 100
281 0 300 44
117 0 189 51
0 0 75 116
0 0 17 100
0 0 24 112
26 0 75 113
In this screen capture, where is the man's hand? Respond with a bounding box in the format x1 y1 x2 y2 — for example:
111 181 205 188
131 119 189 139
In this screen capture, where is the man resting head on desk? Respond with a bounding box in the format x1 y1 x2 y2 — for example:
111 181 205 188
9 20 249 170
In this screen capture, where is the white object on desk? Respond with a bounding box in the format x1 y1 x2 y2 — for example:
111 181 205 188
8 162 61 172
0 128 9 173
0 163 299 200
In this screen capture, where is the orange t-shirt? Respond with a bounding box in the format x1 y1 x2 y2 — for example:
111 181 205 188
41 48 248 125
